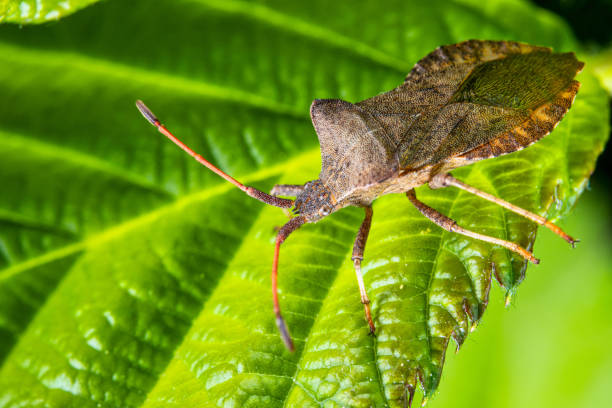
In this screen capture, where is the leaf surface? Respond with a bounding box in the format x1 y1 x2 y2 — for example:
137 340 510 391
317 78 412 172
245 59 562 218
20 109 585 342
0 0 609 407
0 0 100 23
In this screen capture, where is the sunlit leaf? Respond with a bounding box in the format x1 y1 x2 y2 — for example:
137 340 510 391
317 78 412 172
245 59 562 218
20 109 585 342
0 0 608 407
0 0 100 24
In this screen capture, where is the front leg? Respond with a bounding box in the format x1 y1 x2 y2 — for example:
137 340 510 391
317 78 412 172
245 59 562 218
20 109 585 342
352 206 376 334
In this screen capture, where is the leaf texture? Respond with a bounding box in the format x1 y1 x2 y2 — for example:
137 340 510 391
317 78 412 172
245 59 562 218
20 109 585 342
0 0 609 407
0 0 100 23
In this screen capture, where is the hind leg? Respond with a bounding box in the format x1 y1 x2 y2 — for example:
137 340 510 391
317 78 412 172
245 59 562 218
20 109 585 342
429 173 577 246
407 189 540 264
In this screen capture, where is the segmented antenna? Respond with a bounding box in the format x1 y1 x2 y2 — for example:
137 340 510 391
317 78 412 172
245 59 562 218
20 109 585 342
136 100 159 126
272 215 305 352
135 100 293 209
136 99 301 352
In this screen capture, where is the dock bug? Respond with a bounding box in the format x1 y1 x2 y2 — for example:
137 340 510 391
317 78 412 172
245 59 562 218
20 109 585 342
137 40 583 351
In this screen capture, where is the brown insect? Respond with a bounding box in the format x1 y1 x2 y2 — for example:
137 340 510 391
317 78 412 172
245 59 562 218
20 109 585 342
136 40 583 351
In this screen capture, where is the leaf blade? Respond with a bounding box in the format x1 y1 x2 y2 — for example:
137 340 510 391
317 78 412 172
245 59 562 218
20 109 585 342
0 0 101 24
0 1 608 407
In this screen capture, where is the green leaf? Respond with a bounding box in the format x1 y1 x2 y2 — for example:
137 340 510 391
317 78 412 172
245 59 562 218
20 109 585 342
590 45 612 95
0 0 608 407
0 0 100 24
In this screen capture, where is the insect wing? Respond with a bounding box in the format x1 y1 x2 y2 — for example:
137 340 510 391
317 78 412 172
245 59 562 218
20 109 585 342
357 40 583 170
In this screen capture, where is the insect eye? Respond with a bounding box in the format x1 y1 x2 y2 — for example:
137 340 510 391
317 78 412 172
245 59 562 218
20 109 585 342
318 205 331 217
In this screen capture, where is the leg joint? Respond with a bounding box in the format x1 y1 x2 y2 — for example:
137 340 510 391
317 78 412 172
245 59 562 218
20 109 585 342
429 173 452 189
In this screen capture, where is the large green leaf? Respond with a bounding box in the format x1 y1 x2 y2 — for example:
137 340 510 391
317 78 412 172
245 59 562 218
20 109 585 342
0 0 609 407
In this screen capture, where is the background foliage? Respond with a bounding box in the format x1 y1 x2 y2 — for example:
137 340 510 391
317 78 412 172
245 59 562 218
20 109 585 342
0 0 610 407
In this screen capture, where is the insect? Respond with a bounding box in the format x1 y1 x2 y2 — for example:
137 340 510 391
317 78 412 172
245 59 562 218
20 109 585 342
136 40 583 352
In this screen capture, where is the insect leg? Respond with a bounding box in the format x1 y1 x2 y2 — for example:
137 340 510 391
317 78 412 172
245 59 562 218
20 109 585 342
430 173 577 246
272 216 306 352
270 184 305 198
136 100 293 209
407 189 540 264
352 206 376 334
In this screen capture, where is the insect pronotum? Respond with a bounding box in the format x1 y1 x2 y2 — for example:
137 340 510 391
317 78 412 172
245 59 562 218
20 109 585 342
136 40 582 352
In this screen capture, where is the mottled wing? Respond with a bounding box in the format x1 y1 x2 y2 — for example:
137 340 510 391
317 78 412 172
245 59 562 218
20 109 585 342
357 40 583 170
310 99 398 200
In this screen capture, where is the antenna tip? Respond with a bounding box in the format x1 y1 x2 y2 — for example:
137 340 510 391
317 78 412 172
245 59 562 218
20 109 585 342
276 315 295 352
135 100 159 126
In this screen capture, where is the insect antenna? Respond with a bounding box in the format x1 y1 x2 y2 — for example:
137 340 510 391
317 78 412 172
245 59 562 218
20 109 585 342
136 100 293 209
137 100 303 352
272 215 305 351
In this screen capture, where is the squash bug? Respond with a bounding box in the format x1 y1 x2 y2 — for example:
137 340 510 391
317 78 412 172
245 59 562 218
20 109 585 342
137 40 583 351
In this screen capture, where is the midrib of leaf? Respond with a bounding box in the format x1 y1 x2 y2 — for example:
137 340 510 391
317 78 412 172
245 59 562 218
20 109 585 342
0 148 320 284
0 41 305 119
185 0 411 72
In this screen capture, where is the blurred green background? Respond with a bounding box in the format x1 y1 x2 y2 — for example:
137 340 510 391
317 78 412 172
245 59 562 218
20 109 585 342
0 0 610 407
